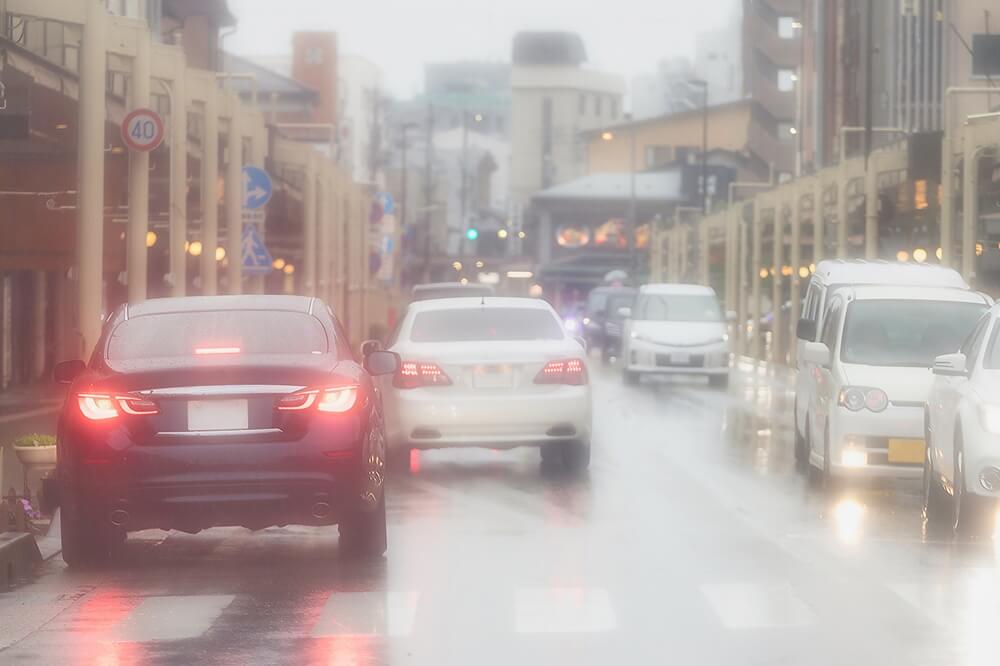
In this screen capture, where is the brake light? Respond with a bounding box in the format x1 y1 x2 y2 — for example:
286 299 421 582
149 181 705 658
393 361 452 389
276 385 360 413
194 346 241 355
77 393 159 420
534 359 588 386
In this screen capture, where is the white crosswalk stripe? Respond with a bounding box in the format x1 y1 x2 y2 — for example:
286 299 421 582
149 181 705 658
514 587 617 634
112 595 235 642
311 591 421 637
701 582 816 629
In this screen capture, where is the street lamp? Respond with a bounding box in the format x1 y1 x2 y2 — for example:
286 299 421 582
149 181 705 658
687 79 709 213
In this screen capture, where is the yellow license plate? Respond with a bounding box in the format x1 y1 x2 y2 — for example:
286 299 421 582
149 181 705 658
887 438 924 464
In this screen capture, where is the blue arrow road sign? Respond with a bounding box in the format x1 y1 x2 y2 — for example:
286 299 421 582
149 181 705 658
242 166 273 210
376 191 394 215
242 224 273 275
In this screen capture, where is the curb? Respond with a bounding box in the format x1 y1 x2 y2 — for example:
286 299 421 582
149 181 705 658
0 531 42 588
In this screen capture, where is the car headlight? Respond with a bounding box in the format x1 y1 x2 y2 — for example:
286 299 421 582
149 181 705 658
837 386 888 412
978 404 1000 435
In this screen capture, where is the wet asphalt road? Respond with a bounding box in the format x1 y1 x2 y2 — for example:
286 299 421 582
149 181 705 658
2 363 999 665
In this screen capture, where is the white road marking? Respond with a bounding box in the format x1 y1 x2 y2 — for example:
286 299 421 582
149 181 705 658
514 587 617 634
0 405 60 425
113 595 234 642
311 591 420 637
701 582 815 629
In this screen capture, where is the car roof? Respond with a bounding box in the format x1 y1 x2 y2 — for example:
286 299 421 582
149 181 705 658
411 282 494 293
845 285 989 304
639 283 717 296
405 297 555 313
812 259 969 289
126 295 317 317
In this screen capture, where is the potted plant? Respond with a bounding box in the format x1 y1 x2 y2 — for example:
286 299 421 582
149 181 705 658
12 434 57 472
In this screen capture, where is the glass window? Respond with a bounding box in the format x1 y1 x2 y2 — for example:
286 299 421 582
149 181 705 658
409 308 565 342
962 314 991 368
610 98 618 119
820 298 842 348
778 69 796 92
595 96 603 116
107 311 330 360
778 16 798 39
634 294 722 322
841 300 986 367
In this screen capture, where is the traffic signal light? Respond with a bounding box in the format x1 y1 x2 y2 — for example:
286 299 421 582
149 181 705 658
466 228 479 240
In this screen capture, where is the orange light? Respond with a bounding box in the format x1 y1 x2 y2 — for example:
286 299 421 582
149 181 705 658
194 346 241 355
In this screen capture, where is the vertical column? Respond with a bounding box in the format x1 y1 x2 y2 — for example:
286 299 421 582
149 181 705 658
813 178 825 264
678 226 689 281
771 206 784 364
225 97 242 295
77 0 108 356
317 162 331 304
32 271 47 380
837 173 849 258
332 171 346 313
864 156 879 260
169 71 188 296
250 117 267 295
200 88 219 295
698 217 709 286
961 123 978 283
941 120 954 266
303 153 317 297
127 28 151 303
736 211 748 357
723 209 736 313
788 186 802 366
751 200 763 360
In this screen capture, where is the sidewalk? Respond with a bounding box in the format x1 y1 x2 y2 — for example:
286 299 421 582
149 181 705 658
0 382 66 421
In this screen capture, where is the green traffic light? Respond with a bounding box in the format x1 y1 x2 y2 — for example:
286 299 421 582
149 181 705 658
466 228 479 240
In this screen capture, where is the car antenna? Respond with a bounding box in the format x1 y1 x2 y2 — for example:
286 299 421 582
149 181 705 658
480 295 486 307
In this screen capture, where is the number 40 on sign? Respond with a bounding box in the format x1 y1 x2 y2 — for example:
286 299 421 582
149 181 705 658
121 108 165 152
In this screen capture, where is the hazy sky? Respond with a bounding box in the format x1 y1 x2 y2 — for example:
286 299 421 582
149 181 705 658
225 0 736 98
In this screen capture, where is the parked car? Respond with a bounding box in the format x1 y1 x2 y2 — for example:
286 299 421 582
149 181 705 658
53 295 399 567
410 282 495 302
800 285 989 484
620 284 732 387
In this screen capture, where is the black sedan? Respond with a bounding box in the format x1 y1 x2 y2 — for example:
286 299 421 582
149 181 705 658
53 295 399 567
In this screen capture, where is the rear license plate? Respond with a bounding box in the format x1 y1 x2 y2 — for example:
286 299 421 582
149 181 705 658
887 438 924 464
670 352 691 365
473 364 513 388
187 399 249 431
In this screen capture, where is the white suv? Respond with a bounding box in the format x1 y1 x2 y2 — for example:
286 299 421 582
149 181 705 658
800 285 989 483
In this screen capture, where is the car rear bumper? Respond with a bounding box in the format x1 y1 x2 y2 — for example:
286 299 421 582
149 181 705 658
386 386 592 450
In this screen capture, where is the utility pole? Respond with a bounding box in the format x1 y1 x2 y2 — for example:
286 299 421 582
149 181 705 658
460 109 469 254
422 103 435 282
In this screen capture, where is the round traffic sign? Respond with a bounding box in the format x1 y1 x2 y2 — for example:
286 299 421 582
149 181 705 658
121 108 164 152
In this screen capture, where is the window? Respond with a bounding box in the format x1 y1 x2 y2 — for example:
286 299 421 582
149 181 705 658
963 314 991 370
595 96 603 116
778 69 796 92
409 308 565 342
644 145 673 168
579 93 586 115
819 298 842 349
633 294 722 323
778 16 798 39
610 98 618 119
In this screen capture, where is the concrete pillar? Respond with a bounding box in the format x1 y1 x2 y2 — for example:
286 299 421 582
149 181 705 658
200 88 219 295
724 209 737 313
961 124 978 283
788 190 802 366
698 217 709 286
736 212 748 357
317 163 331 304
126 28 151 303
537 211 553 264
941 127 954 267
751 200 763 360
837 174 849 258
678 226 689 281
813 179 824 264
225 97 243 295
169 72 187 297
864 156 879 260
76 0 107 357
32 271 47 380
303 153 318 296
771 207 783 363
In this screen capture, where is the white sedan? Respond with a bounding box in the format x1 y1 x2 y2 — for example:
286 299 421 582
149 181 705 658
381 297 593 471
925 304 1000 539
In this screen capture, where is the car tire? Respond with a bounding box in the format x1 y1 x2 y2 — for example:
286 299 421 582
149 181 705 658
709 374 729 389
60 486 120 569
922 438 953 540
623 369 640 386
953 431 997 540
339 492 387 559
562 438 591 473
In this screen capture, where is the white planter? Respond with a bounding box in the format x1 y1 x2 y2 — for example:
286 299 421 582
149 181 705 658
14 445 57 471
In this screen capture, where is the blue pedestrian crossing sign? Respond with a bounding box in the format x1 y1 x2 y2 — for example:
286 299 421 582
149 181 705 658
376 191 394 215
242 224 273 275
242 166 273 210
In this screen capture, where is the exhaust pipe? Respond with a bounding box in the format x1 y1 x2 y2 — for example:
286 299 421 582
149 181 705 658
109 509 130 527
311 502 332 519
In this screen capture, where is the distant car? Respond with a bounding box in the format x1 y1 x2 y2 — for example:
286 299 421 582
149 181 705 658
800 285 989 485
620 284 732 387
53 295 399 567
925 303 1000 539
382 297 592 471
410 282 495 302
600 288 638 362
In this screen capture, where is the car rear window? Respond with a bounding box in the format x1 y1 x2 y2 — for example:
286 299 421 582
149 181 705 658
409 308 564 342
107 310 329 360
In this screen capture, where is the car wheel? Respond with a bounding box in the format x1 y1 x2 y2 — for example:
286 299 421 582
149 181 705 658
922 437 953 540
339 492 387 559
709 374 729 389
562 438 591 473
953 432 997 540
623 369 640 386
60 486 120 569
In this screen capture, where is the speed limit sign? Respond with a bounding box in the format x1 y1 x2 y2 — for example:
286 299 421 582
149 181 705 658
121 108 164 152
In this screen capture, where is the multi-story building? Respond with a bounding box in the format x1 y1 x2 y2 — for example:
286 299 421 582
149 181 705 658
338 54 386 186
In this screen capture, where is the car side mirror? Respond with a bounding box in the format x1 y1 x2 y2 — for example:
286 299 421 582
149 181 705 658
364 350 400 376
360 339 382 357
574 336 588 352
617 306 632 318
801 341 831 367
54 359 85 384
932 352 968 377
796 318 817 341
725 310 737 322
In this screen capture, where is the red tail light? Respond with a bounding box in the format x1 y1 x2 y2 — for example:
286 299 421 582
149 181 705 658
393 361 452 389
534 359 588 386
77 393 159 420
276 385 360 413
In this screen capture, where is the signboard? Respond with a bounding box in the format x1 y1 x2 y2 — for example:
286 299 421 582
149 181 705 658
241 225 273 275
242 166 273 210
121 108 165 152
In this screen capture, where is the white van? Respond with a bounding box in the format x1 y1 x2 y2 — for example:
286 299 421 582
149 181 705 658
793 260 970 467
621 284 732 387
